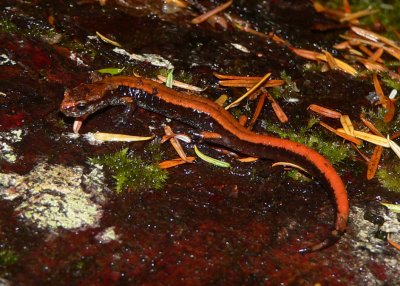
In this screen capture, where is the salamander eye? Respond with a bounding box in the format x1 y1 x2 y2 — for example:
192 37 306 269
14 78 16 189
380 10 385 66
76 101 87 111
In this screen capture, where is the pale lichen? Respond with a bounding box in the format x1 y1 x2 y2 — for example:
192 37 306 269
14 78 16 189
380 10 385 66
112 47 174 70
0 129 24 163
95 226 120 244
0 162 108 232
0 53 16 65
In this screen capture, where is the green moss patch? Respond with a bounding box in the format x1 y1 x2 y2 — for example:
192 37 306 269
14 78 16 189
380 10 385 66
262 118 351 165
90 145 168 193
377 164 400 193
0 250 18 266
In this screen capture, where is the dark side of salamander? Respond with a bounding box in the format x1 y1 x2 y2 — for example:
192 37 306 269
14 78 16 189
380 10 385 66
61 78 349 253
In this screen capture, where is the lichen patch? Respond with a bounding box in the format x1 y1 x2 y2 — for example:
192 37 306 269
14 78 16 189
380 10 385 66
0 162 108 232
0 129 24 163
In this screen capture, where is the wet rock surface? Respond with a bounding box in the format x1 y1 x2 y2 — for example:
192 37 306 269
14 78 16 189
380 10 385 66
0 0 399 285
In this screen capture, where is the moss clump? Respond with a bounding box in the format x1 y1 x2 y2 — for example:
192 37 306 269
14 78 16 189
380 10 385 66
381 73 400 91
230 108 244 120
286 169 312 182
302 62 323 72
377 164 400 192
90 146 168 193
30 26 62 45
361 105 400 136
270 71 300 100
0 250 18 266
262 118 351 165
355 107 400 193
60 40 97 60
176 69 194 85
323 0 400 31
0 18 17 33
0 16 61 45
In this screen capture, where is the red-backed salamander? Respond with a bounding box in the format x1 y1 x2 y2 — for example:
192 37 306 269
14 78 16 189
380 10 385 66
60 75 349 252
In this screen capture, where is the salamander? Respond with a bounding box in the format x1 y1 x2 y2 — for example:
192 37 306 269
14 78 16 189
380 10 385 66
60 75 349 252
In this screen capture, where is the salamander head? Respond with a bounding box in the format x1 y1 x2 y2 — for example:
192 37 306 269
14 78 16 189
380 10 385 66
60 82 116 133
61 83 106 117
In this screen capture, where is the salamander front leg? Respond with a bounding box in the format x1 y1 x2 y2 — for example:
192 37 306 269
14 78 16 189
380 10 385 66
113 96 137 126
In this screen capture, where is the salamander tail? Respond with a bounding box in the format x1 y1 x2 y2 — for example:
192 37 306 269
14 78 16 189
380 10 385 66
298 228 345 254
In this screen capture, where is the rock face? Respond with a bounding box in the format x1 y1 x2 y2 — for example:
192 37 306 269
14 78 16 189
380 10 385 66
1 0 400 285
